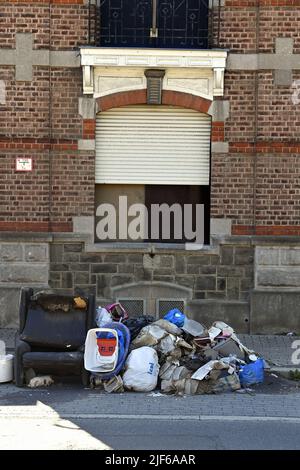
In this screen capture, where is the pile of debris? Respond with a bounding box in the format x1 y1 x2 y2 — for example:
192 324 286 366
88 304 265 395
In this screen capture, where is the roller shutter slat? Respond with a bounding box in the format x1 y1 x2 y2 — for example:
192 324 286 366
96 105 211 186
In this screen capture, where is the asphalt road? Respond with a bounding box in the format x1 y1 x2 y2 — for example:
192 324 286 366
1 415 300 450
1 376 300 450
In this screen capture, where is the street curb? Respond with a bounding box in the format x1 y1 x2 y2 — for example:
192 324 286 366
270 366 300 379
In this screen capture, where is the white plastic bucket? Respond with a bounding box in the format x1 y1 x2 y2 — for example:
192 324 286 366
0 354 14 383
84 328 118 373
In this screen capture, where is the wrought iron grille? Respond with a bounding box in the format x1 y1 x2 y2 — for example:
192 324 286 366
88 0 221 49
157 299 185 317
116 298 146 317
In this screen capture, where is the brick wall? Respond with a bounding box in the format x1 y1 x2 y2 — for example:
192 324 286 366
0 1 92 231
0 3 88 50
0 0 300 235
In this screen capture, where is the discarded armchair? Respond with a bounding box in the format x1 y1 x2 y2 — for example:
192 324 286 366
14 288 95 387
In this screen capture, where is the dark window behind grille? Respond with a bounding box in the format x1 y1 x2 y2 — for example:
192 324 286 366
98 0 209 49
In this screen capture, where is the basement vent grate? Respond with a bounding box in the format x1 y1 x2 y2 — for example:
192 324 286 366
157 299 185 317
116 298 146 318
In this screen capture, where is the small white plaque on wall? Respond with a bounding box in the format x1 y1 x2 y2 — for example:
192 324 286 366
15 157 33 172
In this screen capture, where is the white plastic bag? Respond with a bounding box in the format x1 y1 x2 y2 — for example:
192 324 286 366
123 346 159 392
95 307 112 328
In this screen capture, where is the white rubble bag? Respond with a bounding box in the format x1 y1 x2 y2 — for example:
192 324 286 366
123 346 160 392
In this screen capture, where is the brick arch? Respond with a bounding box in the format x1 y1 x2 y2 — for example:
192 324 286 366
96 89 212 114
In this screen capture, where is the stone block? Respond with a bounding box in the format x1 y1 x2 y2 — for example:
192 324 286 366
210 218 232 236
69 263 90 272
175 276 194 289
110 275 134 287
280 248 300 266
195 276 216 291
25 244 48 262
198 265 216 275
194 291 206 299
217 277 226 291
175 256 186 274
251 290 300 334
220 245 234 265
73 216 94 234
63 243 83 253
76 285 96 296
49 272 61 282
160 255 174 268
187 265 199 274
0 244 23 262
0 287 22 327
210 255 220 266
211 142 229 154
234 247 254 265
50 263 69 272
103 254 127 263
80 253 104 263
187 299 250 333
227 277 240 300
128 254 144 264
0 264 48 284
206 292 227 300
61 272 73 289
50 244 63 262
153 275 175 283
97 275 110 290
153 268 173 276
91 264 117 274
255 247 279 266
49 280 61 289
74 272 90 284
240 277 254 291
257 267 300 287
118 264 135 274
134 267 152 281
78 97 96 119
217 266 244 277
274 69 292 87
187 255 211 265
63 253 80 262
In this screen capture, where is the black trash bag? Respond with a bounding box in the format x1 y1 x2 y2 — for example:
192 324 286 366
123 315 155 341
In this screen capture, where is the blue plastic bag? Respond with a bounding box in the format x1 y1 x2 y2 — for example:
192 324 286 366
163 308 186 328
239 358 264 387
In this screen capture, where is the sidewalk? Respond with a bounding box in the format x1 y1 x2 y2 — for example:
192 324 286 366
1 328 299 368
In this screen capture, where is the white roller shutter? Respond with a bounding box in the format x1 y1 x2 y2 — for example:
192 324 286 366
95 105 211 185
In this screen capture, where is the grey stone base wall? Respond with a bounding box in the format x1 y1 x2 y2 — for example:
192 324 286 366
49 241 254 302
2 232 300 334
0 234 50 327
251 290 300 335
48 238 254 332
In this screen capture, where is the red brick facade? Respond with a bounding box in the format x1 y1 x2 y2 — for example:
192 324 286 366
0 0 299 235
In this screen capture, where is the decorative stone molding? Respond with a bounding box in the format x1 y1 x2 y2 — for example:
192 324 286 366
80 48 227 100
0 33 79 82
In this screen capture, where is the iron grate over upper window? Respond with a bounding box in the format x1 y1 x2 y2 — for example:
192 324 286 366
96 0 210 50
